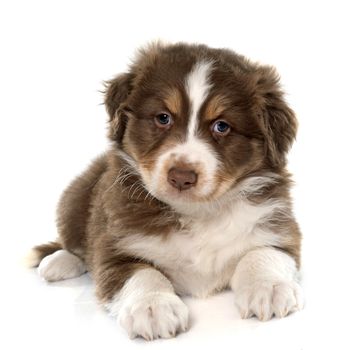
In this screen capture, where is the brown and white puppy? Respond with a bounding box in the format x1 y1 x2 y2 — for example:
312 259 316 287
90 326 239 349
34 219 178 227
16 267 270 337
27 42 303 340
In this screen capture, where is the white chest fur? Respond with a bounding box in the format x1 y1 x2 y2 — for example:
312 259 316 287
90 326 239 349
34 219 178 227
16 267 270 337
119 198 286 297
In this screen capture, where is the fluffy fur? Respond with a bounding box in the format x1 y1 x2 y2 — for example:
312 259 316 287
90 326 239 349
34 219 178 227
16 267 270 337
29 42 302 340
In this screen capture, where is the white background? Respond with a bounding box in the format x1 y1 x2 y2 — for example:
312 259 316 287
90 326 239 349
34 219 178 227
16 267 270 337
1 0 349 349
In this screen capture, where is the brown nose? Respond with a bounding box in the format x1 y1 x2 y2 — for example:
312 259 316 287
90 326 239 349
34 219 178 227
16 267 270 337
167 168 198 191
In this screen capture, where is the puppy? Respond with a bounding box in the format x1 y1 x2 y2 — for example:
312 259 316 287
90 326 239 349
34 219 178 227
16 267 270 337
28 42 303 340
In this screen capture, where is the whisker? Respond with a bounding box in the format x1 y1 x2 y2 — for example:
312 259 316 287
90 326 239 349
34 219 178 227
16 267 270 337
127 180 143 199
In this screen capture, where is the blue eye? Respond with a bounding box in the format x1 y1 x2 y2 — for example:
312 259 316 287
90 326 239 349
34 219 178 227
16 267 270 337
157 114 170 124
212 120 231 135
155 113 173 128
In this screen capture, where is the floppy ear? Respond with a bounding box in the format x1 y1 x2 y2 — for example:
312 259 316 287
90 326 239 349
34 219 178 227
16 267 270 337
256 68 298 168
104 73 134 143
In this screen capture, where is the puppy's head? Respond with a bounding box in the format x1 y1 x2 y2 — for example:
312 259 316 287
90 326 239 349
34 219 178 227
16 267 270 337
105 43 297 207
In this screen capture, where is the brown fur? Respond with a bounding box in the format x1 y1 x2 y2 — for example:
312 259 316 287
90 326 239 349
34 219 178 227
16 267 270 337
163 87 183 116
32 42 301 304
30 241 62 267
204 94 231 121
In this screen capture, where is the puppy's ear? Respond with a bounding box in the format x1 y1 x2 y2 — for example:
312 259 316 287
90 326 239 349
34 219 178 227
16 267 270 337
104 73 134 143
256 67 298 168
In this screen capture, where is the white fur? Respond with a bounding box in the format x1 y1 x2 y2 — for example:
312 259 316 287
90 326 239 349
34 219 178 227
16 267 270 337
24 248 41 268
116 149 139 171
231 247 303 320
149 138 220 202
118 178 291 298
185 61 212 139
107 268 189 340
233 172 281 197
38 250 87 282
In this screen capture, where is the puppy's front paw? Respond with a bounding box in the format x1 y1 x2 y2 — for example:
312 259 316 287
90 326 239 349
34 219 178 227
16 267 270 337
118 292 189 340
235 280 303 321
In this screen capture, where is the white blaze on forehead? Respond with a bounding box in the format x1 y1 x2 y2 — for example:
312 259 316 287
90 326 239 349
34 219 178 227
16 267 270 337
185 61 213 138
139 61 219 205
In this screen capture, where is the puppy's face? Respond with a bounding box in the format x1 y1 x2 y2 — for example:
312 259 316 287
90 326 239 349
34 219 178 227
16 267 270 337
105 44 297 207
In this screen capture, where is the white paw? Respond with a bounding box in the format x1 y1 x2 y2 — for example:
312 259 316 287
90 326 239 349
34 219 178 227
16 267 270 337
118 292 189 340
38 250 86 282
235 280 303 321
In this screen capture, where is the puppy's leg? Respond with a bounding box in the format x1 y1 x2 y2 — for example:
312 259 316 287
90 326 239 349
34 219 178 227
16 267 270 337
231 247 303 321
96 261 189 340
38 250 87 282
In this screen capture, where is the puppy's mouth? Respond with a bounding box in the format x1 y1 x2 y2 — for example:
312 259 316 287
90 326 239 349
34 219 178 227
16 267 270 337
136 139 231 205
141 163 221 205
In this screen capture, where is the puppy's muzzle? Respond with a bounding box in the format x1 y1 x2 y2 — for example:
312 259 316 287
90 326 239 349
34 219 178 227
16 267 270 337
167 167 198 191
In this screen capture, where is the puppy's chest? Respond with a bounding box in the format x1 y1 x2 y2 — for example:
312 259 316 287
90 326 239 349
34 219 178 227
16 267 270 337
120 200 278 296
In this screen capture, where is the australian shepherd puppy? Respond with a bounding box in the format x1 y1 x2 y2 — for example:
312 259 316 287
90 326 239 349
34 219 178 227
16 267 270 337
28 42 303 340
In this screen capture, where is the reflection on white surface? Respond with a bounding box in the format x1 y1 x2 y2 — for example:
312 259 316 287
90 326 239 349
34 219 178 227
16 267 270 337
3 260 308 350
